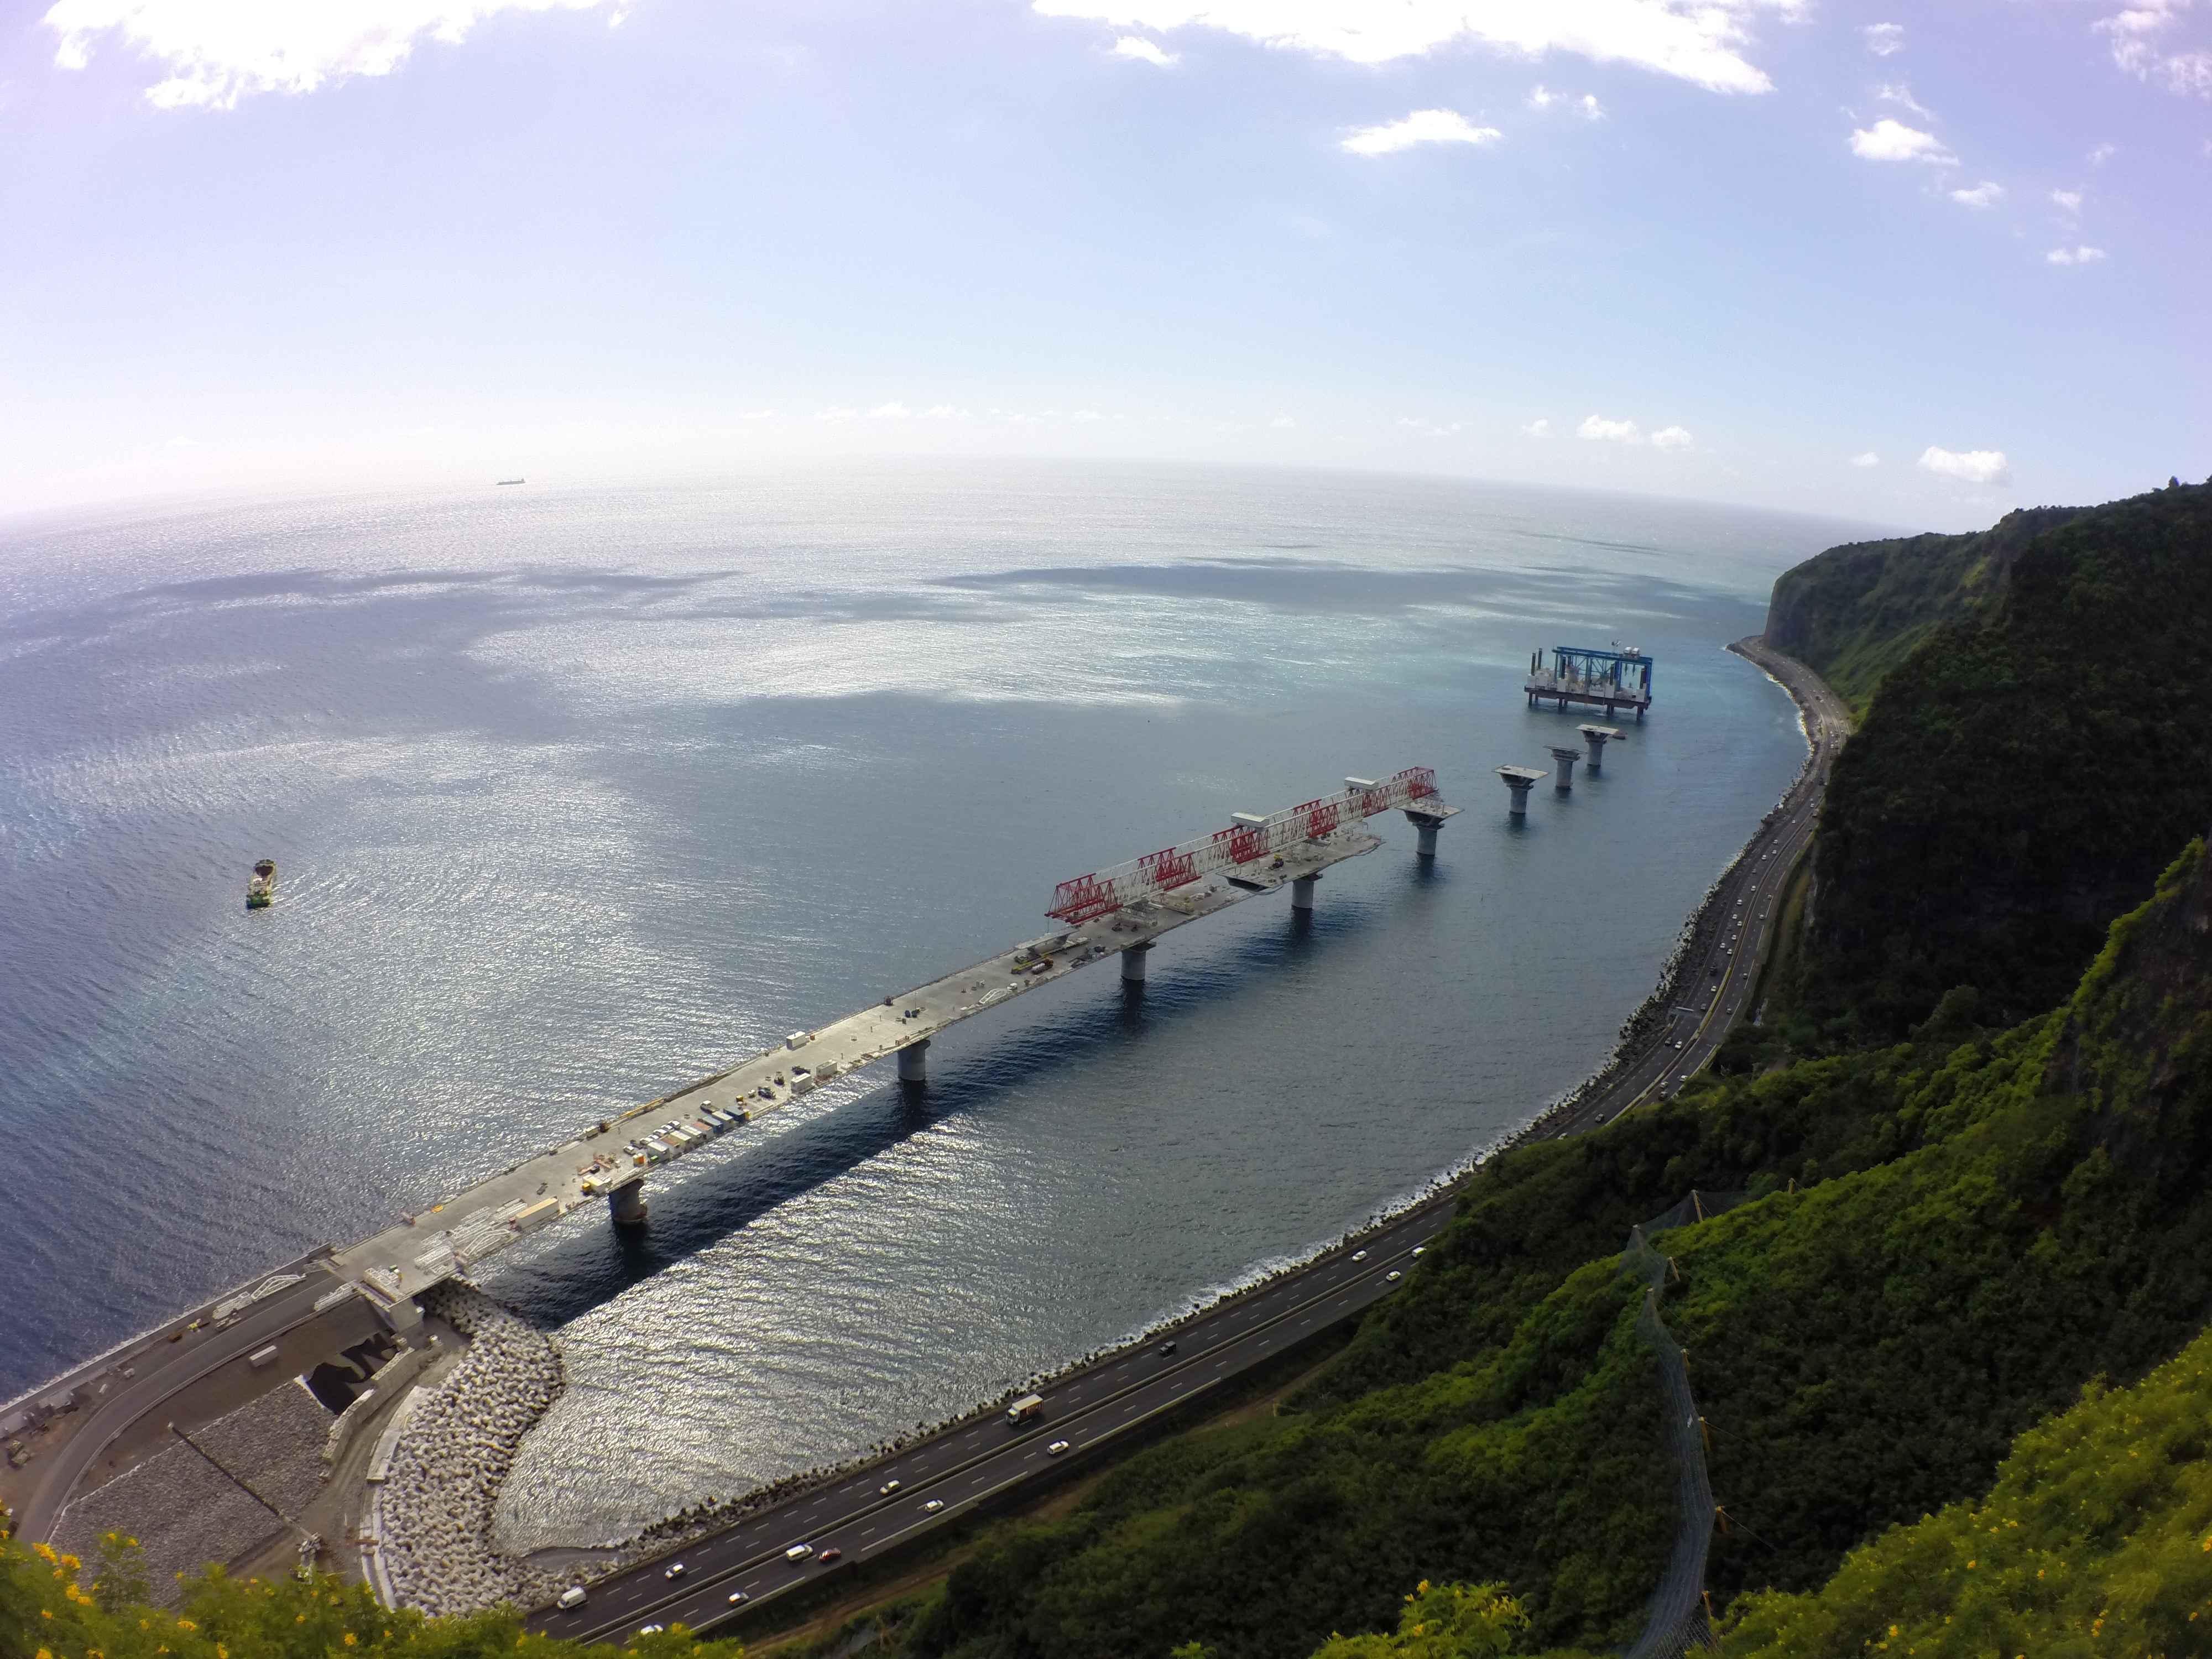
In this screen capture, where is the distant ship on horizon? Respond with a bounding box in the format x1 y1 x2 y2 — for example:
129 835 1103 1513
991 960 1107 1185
496 477 525 486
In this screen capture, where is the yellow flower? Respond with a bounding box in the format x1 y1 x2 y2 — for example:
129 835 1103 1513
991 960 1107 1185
344 1636 357 1647
34 1541 58 1563
36 1649 53 1659
176 1620 196 1632
1966 1559 1976 1569
1890 1627 1900 1638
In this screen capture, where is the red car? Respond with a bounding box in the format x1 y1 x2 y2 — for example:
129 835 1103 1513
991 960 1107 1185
818 1547 843 1564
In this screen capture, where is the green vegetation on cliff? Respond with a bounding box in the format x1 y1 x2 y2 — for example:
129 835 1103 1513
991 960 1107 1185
1793 480 2212 1042
1725 1321 2212 1656
1762 504 2082 713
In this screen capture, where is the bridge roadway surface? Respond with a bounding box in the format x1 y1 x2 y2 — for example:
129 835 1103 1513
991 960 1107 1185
533 643 1851 1645
332 822 1411 1313
534 1213 1446 1646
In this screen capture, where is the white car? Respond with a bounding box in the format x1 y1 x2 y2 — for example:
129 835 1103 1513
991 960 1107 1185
1047 1439 1071 1455
556 1587 587 1610
637 1625 664 1637
662 1563 686 1580
727 1590 748 1605
879 1479 901 1495
1411 1246 1425 1256
924 1499 945 1514
1386 1270 1402 1282
1351 1249 1368 1261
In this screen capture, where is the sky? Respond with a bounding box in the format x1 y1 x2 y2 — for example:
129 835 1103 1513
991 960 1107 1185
3 0 2208 528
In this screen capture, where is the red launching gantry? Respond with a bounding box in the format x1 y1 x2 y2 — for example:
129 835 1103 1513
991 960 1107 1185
1048 767 1451 926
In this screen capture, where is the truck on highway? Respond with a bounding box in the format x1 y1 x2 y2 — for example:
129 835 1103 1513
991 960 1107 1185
1006 1394 1045 1427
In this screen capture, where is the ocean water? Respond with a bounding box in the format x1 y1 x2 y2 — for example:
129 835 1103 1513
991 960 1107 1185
0 461 1873 1544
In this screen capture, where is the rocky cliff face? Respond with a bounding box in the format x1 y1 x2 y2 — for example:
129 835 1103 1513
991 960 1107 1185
1789 481 2212 1042
1762 505 2082 711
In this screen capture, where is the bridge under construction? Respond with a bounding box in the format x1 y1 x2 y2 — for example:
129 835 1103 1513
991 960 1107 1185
331 768 1459 1331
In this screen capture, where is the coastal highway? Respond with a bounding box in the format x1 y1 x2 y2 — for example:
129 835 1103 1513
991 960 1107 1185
532 1213 1447 1645
1531 639 1851 1137
535 640 1852 1646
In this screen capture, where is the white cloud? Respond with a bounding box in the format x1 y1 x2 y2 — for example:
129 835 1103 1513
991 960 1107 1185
1578 414 1641 442
1521 418 1552 438
1873 80 1933 117
1650 425 1694 450
1397 416 1464 437
2046 244 2108 264
922 404 966 419
1532 84 1605 118
2095 2 2212 98
1269 415 1296 429
1849 117 1955 164
2089 142 2119 165
1342 108 1502 156
44 0 628 108
1071 409 1104 421
1849 451 1881 468
1863 21 1905 56
1919 445 2010 485
735 409 779 421
1032 0 1801 96
1109 34 1178 65
868 401 912 419
2051 188 2084 211
1948 180 2005 207
816 406 860 422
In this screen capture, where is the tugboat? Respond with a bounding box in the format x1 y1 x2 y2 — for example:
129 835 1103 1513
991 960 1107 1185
247 859 277 909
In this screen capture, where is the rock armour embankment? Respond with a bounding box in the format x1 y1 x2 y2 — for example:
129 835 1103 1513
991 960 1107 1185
378 1283 566 1614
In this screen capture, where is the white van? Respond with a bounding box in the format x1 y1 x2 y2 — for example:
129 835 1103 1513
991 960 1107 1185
784 1543 814 1563
556 1586 586 1610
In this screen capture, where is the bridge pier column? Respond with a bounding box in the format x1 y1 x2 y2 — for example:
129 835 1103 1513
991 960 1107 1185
1120 942 1152 984
1578 723 1620 773
1496 767 1545 821
1291 873 1319 912
1404 810 1446 859
607 1178 648 1228
898 1038 931 1083
1547 747 1582 792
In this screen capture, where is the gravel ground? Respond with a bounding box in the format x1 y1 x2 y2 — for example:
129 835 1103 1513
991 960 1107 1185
53 1383 327 1604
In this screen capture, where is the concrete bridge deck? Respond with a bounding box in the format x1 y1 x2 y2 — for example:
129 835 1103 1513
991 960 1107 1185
333 778 1457 1323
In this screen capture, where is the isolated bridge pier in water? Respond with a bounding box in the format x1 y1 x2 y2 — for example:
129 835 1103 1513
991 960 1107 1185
330 768 1459 1329
1578 722 1622 773
1496 766 1546 821
1548 746 1583 792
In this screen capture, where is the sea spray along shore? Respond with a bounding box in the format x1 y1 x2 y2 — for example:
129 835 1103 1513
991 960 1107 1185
390 643 1841 1613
